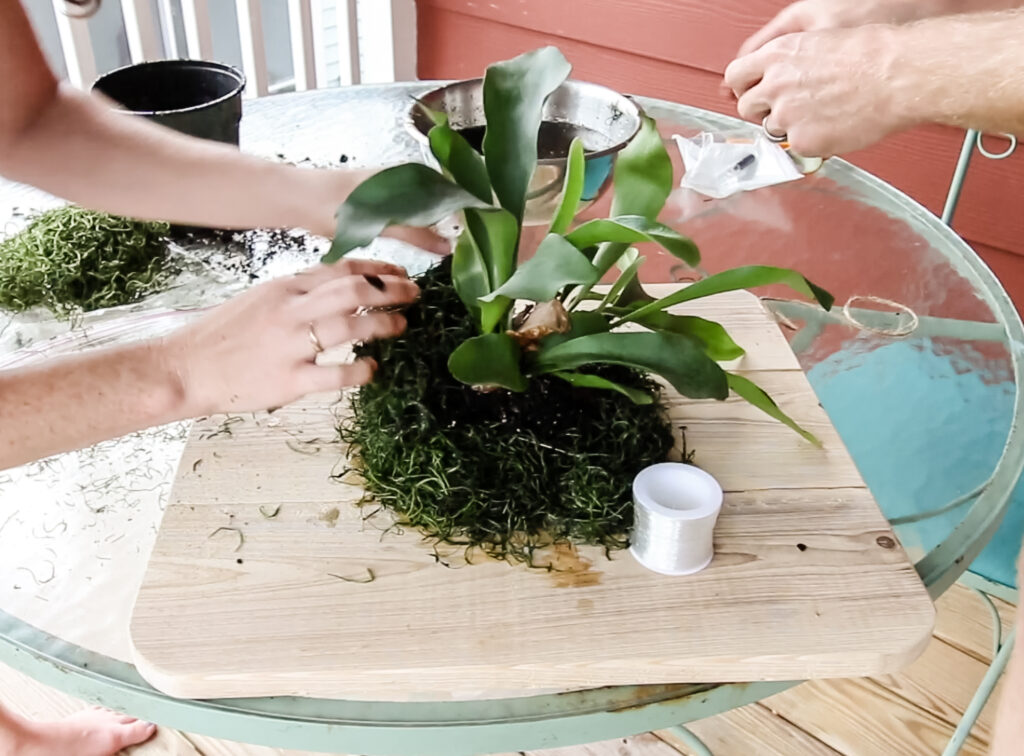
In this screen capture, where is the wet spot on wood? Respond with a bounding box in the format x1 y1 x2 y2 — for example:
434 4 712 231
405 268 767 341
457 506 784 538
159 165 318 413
319 507 340 528
539 543 602 588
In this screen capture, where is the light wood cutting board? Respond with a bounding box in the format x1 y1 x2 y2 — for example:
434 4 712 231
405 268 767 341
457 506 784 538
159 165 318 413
130 288 935 700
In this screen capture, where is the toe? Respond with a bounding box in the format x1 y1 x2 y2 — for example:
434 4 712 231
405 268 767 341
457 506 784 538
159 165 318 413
112 720 157 748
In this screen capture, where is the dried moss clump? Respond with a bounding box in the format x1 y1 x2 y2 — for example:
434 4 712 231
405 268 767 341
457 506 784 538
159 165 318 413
340 259 676 564
0 206 171 318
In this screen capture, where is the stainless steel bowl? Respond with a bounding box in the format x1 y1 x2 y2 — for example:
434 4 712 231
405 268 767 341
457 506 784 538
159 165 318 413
407 78 642 225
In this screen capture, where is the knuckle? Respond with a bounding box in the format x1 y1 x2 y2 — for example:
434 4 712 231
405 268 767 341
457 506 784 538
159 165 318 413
786 127 824 156
723 61 740 87
390 279 419 302
366 311 405 338
333 260 357 276
736 97 757 121
770 99 790 125
336 274 367 302
346 360 375 386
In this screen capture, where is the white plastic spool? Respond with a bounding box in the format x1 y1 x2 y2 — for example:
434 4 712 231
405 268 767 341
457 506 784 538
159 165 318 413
630 463 723 576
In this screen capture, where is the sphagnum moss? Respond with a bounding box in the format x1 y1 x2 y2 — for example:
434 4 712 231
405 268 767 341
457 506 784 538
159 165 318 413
0 205 170 318
339 259 676 565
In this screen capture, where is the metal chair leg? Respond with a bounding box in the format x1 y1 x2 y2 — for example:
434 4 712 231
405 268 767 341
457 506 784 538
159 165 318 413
941 625 1016 756
664 724 714 756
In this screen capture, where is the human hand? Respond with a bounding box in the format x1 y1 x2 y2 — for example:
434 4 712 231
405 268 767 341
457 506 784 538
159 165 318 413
163 259 419 415
313 167 453 256
736 0 944 57
724 24 915 156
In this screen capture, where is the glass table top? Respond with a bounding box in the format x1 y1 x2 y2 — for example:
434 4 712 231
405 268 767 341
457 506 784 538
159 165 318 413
0 84 1021 710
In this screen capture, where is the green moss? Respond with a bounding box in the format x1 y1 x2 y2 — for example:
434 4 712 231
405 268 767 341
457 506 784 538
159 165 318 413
0 206 170 318
339 259 676 564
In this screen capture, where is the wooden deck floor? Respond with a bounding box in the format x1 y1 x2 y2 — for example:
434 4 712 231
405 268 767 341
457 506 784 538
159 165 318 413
0 583 1013 756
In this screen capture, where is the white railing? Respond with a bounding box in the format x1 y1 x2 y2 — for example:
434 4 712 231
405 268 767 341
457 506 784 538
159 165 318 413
40 0 417 96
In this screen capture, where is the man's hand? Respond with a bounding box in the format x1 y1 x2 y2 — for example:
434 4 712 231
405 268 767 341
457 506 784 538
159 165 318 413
725 8 1024 156
724 25 913 156
735 0 949 58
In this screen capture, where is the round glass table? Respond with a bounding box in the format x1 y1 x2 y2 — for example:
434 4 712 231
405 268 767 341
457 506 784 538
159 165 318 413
1 85 1022 756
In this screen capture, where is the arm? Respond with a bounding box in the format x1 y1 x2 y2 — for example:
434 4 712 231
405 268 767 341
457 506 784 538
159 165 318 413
736 0 1024 57
723 9 1024 156
0 2 432 470
0 0 443 250
0 259 418 471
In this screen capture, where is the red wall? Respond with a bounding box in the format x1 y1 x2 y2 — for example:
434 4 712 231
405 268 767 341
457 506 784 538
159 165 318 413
414 0 1024 310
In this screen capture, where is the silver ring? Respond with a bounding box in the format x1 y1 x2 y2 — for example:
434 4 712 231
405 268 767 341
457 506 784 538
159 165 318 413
308 322 325 355
762 115 787 143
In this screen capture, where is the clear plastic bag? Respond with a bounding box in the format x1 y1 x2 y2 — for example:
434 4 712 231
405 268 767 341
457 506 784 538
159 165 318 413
673 130 804 199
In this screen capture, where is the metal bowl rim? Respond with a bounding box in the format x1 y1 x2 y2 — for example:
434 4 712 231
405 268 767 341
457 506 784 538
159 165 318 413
405 77 643 163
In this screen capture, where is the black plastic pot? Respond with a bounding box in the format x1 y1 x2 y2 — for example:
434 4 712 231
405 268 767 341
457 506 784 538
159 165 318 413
92 60 246 146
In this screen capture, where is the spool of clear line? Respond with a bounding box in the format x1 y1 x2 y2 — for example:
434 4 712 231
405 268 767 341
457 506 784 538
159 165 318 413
630 462 723 576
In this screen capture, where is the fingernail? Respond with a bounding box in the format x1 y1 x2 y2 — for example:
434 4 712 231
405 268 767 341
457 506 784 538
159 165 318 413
364 274 386 291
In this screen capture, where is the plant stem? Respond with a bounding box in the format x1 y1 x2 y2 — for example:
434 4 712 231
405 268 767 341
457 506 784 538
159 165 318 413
566 241 630 310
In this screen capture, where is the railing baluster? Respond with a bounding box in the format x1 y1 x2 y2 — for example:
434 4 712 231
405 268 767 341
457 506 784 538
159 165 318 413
119 0 164 63
235 0 269 97
309 0 330 87
156 0 181 58
180 0 214 59
336 0 361 86
51 0 98 89
287 0 317 91
389 0 417 82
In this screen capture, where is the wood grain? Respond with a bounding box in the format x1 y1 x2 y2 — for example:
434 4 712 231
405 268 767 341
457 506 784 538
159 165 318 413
658 704 841 755
130 289 933 700
874 636 1003 744
497 733 683 756
5 583 1012 754
934 582 1015 664
418 0 775 74
764 676 990 756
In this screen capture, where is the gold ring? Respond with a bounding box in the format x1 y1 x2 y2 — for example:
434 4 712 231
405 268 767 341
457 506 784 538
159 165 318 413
308 322 325 354
762 115 787 143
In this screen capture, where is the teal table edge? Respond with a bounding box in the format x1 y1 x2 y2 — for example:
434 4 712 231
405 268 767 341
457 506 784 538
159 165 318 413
2 88 1024 756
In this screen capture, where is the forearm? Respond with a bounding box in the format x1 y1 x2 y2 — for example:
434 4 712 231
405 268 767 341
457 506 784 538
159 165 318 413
0 85 358 237
936 0 1024 13
893 9 1024 135
0 339 192 470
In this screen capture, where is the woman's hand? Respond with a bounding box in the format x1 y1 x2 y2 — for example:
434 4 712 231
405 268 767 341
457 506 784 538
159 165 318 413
163 259 418 415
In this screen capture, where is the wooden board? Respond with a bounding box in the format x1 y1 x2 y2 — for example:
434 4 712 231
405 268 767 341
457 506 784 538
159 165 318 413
130 288 935 700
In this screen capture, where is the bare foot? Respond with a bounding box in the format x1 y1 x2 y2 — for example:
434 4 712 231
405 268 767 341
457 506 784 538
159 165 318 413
5 707 156 756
